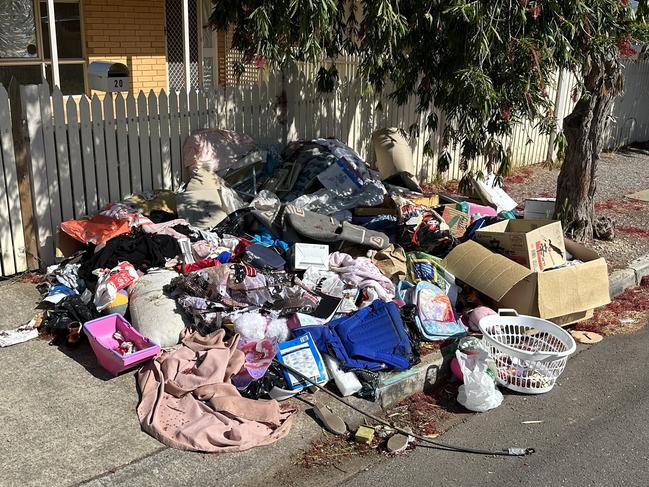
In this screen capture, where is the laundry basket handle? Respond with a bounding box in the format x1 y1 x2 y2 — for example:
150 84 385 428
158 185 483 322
497 308 519 317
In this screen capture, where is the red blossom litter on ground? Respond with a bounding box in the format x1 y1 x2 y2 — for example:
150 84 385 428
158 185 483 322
420 179 460 194
419 340 445 357
19 272 47 284
503 167 534 192
389 381 463 435
616 225 649 238
595 198 646 212
574 276 649 335
296 433 372 469
392 392 440 436
537 191 553 197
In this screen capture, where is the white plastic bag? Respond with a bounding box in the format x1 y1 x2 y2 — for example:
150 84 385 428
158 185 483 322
456 345 503 412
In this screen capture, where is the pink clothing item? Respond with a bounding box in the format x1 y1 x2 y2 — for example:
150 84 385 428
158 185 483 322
328 251 396 302
192 239 222 259
232 337 279 389
136 329 295 453
182 129 257 180
141 218 189 241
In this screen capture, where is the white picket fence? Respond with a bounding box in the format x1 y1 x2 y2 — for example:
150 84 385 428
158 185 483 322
16 72 438 267
1 60 649 275
0 87 28 277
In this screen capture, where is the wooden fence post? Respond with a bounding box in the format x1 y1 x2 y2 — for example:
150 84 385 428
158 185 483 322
8 79 40 270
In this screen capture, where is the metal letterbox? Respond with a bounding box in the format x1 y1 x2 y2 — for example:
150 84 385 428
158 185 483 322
88 61 130 92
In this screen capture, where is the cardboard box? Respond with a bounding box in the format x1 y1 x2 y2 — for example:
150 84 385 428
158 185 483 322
409 194 440 207
475 219 566 272
442 239 610 325
353 196 399 217
524 198 556 220
441 204 470 238
288 243 329 271
55 228 85 260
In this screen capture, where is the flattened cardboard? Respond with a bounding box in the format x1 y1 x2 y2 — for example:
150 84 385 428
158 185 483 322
409 194 440 207
475 219 566 272
353 196 398 217
441 240 532 301
443 239 610 324
55 228 85 259
441 205 470 238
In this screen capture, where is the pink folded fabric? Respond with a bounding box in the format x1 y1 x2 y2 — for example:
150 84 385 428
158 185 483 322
136 329 295 453
141 218 189 241
329 251 396 301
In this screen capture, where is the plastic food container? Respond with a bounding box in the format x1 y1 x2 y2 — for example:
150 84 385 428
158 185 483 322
84 313 160 376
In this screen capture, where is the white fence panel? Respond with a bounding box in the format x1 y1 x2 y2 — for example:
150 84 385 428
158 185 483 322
92 95 110 209
126 94 142 194
80 95 98 215
608 59 649 148
115 93 131 198
39 82 62 232
52 88 74 221
137 92 153 192
158 90 173 189
102 94 121 203
24 85 55 265
148 91 163 191
0 86 27 275
2 60 649 273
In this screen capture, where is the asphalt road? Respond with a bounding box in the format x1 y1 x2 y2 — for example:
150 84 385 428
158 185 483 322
344 324 649 487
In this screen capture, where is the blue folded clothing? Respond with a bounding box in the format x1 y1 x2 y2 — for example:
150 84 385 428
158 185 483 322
294 300 412 371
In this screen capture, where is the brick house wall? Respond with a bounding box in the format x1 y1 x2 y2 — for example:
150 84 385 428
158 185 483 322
83 0 168 94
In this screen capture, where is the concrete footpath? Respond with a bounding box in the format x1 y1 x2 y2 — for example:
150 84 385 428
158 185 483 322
1 250 647 487
0 278 441 487
345 320 649 487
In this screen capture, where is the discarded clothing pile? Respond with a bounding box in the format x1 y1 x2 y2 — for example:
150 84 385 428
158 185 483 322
26 127 610 452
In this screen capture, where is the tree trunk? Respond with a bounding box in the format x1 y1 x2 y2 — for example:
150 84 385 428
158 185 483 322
555 60 621 241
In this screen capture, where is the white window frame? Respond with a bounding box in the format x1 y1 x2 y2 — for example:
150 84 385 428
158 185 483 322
0 0 87 94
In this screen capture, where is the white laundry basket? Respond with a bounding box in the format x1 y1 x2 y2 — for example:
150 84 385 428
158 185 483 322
478 309 576 394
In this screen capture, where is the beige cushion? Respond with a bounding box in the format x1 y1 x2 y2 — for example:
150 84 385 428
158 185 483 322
176 167 243 229
370 128 415 178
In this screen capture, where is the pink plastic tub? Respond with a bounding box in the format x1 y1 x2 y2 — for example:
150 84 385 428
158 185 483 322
84 313 160 376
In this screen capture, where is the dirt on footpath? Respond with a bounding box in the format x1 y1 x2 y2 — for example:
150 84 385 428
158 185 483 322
501 147 649 270
274 382 470 486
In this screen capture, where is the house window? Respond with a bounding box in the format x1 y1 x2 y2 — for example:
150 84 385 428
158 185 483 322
165 0 199 91
0 0 86 95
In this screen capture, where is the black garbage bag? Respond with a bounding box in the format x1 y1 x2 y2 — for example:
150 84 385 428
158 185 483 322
41 295 99 345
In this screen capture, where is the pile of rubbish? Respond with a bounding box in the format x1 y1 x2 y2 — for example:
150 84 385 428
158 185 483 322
6 127 612 454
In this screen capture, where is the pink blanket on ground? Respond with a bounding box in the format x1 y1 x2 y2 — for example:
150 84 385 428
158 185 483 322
136 329 295 453
329 251 396 302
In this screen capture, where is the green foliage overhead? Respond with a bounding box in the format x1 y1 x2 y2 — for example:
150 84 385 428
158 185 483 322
210 0 648 173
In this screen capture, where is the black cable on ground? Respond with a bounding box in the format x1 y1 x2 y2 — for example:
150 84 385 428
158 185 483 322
273 358 534 457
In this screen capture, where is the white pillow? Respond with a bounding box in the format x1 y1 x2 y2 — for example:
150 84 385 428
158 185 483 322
128 270 187 348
